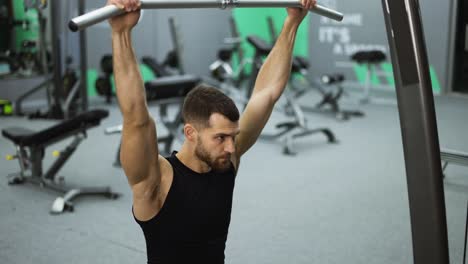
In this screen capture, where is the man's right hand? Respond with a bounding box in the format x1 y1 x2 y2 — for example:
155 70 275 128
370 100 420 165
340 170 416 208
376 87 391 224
108 0 141 33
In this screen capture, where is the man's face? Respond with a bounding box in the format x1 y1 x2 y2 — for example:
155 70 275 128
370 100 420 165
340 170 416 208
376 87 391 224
194 113 240 172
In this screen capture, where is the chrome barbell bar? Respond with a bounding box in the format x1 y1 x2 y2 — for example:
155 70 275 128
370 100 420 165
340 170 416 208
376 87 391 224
69 0 343 32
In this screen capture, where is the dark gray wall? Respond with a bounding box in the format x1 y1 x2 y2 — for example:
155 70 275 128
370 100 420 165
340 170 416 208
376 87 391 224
309 0 453 93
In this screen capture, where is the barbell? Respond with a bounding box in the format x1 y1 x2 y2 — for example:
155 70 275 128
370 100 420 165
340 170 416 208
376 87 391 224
69 0 343 32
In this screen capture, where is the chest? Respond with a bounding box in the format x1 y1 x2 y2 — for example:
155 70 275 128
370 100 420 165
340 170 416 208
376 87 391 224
158 172 235 238
174 174 235 217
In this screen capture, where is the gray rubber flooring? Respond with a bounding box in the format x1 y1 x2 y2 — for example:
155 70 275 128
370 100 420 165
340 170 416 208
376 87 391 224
0 92 467 264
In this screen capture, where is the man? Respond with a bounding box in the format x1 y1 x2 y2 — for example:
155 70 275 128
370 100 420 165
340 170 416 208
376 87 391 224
109 0 316 263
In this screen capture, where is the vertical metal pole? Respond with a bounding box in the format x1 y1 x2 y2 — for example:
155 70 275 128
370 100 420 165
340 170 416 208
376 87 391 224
168 17 185 74
464 200 468 264
446 0 459 94
229 16 245 87
50 0 64 117
78 0 88 111
381 0 449 263
9 1 17 52
267 16 278 42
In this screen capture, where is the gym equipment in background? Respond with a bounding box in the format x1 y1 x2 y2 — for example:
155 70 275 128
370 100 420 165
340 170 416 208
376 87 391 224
382 0 449 262
350 50 391 104
334 49 397 106
106 75 201 167
440 149 468 178
0 0 46 76
246 35 336 155
451 0 468 94
266 16 364 121
94 54 113 103
464 200 468 264
95 16 186 103
0 98 13 115
206 16 251 107
12 0 88 119
105 16 201 166
2 109 119 214
142 16 185 77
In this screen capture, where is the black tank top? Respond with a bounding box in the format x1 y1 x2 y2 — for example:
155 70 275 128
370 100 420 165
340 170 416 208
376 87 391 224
134 151 237 264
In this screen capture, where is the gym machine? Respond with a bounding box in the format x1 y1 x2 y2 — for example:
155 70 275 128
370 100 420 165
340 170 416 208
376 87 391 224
0 0 48 76
13 0 88 119
382 0 449 263
95 16 186 103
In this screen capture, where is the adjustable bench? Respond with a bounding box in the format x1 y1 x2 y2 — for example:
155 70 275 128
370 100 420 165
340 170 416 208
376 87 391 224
2 109 119 214
106 75 201 166
441 149 468 178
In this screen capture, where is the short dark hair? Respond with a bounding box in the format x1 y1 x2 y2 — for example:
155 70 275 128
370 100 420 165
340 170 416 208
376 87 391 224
182 85 239 128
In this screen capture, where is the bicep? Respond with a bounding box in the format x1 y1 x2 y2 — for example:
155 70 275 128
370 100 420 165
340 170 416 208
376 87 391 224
120 117 160 186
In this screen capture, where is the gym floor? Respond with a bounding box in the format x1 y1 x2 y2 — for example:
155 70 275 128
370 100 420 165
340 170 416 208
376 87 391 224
1 92 468 264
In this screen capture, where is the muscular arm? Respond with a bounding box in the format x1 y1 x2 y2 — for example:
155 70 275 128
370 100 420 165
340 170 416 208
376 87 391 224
235 17 302 158
113 30 161 198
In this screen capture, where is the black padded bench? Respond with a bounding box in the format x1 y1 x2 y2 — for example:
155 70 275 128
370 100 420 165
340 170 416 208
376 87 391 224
441 149 468 178
350 50 388 104
351 50 386 64
2 109 119 214
106 75 201 166
145 75 200 101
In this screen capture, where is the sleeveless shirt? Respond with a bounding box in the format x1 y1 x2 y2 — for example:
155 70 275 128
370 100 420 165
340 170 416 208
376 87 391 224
134 152 237 264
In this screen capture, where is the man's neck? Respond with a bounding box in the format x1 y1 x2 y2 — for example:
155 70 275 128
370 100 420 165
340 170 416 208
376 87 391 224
176 144 211 174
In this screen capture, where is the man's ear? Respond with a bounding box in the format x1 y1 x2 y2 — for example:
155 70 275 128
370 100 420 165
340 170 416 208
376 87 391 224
184 124 198 142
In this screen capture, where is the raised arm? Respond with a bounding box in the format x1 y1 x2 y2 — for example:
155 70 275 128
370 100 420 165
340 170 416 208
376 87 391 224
109 0 161 203
235 0 315 158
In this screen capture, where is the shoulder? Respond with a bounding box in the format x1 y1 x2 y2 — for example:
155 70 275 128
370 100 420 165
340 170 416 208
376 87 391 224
158 155 173 172
132 155 174 221
158 155 174 190
230 154 240 175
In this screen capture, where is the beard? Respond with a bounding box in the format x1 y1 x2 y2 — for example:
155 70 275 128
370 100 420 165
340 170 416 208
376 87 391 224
195 137 231 172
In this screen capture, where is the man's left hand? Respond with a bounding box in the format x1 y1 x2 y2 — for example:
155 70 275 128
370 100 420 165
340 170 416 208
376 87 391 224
286 0 317 25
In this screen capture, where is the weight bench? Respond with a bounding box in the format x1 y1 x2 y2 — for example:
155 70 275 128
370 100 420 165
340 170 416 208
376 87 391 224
2 109 119 214
441 149 468 178
106 75 201 167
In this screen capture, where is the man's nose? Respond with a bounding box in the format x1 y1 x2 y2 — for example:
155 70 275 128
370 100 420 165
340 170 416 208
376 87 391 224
224 138 235 154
